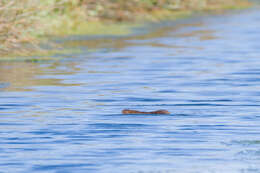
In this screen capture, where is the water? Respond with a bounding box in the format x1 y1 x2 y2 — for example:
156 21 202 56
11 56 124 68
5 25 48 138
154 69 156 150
1 9 260 173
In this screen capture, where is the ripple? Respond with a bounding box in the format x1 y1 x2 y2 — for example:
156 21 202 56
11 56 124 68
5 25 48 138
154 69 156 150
231 140 260 146
32 163 96 171
88 123 154 129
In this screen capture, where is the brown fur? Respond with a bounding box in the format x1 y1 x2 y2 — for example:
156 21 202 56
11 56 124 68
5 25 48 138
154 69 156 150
122 109 170 115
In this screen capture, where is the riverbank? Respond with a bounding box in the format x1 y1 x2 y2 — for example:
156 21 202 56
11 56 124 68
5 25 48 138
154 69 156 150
0 0 251 58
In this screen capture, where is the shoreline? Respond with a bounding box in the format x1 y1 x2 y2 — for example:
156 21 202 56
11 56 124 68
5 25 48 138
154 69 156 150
0 0 252 60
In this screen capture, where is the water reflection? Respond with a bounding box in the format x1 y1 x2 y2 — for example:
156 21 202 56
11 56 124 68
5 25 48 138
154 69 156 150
62 21 209 51
0 61 81 91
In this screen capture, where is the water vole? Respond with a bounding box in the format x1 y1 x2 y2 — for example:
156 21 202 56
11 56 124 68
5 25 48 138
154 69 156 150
122 109 170 115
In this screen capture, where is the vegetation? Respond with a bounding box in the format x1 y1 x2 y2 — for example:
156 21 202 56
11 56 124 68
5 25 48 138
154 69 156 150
0 0 251 57
0 0 38 55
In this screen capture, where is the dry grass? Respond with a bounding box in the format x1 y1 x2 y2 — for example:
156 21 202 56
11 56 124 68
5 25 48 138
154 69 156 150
0 0 41 55
77 0 250 21
0 0 250 57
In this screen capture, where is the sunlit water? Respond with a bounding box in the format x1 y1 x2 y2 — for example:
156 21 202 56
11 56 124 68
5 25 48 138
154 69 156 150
1 10 260 173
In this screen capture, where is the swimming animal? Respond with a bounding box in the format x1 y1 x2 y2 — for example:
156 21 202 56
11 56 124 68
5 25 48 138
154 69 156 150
122 109 170 115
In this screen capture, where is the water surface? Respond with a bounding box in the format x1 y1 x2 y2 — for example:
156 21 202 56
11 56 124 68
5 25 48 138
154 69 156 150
1 10 260 173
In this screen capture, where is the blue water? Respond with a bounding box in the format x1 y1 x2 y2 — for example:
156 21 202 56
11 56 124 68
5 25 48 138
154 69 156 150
1 9 260 173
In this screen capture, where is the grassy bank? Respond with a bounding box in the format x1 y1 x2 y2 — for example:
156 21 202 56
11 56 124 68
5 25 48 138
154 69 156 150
0 0 251 57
